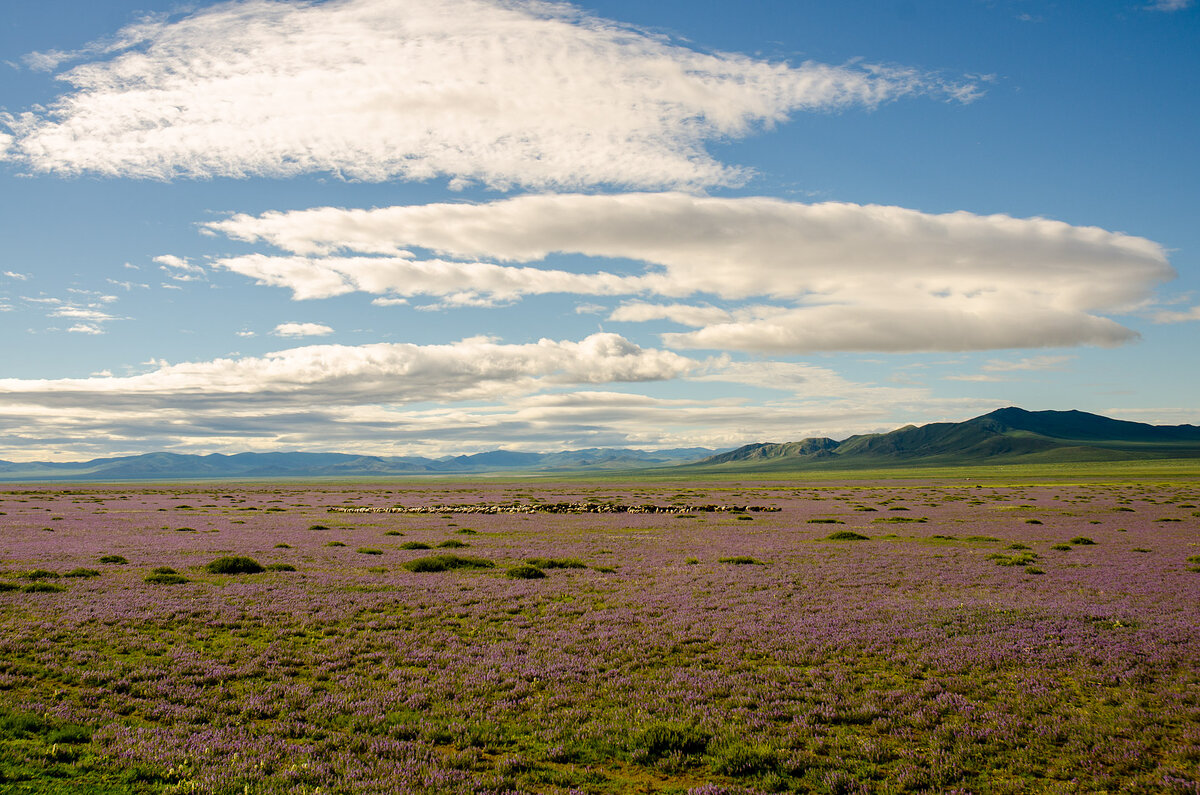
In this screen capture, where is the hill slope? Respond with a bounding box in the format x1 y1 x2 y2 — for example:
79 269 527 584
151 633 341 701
684 407 1200 472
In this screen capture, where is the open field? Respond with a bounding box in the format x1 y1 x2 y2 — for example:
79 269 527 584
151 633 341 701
1 475 1198 794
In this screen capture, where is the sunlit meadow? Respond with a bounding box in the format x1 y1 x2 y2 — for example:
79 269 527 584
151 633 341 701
1 478 1198 794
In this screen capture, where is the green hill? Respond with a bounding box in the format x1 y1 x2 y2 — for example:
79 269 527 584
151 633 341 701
682 407 1200 472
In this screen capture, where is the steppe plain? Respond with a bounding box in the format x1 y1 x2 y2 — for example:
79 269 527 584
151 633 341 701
1 471 1198 794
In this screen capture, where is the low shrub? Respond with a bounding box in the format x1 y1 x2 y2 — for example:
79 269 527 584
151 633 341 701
1069 537 1097 545
22 582 65 593
64 568 101 578
437 539 469 548
21 569 59 580
204 556 265 574
988 552 1038 567
384 530 403 536
175 527 197 532
400 542 432 550
266 563 296 571
807 518 844 524
308 524 330 531
403 555 494 573
145 572 188 585
326 541 346 547
718 556 763 565
1025 519 1043 525
506 565 545 579
98 554 128 564
274 543 291 549
826 531 869 541
356 547 384 555
1050 543 1072 551
0 582 19 592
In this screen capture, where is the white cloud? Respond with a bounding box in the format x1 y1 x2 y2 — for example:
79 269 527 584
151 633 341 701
1 0 977 189
66 323 104 335
205 192 1173 353
3 271 30 280
272 321 335 338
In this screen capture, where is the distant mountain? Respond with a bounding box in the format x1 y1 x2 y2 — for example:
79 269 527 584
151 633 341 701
684 408 1200 471
3 408 1197 481
0 446 717 481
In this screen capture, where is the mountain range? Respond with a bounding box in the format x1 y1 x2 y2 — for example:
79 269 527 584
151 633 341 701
1 408 1198 480
0 447 714 481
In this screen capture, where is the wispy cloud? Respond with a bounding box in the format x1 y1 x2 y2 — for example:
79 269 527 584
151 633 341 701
1145 0 1194 11
3 271 30 280
205 193 1172 353
1 0 979 189
981 355 1073 372
1150 304 1200 323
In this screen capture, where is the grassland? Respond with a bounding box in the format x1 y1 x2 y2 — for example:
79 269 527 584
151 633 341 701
0 469 1198 793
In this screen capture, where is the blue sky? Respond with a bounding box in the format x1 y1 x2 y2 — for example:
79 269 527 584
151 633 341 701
0 0 1196 460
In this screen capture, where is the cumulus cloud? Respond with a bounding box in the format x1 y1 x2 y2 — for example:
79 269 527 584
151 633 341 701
204 192 1173 353
272 321 334 337
2 0 977 189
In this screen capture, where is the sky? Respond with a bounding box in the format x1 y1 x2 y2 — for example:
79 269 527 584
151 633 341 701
0 0 1197 461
